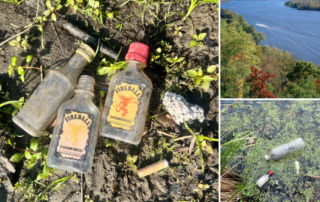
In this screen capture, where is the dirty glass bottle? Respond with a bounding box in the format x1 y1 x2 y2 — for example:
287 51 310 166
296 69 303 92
47 75 100 173
99 43 152 145
255 171 274 188
13 43 95 137
265 138 305 161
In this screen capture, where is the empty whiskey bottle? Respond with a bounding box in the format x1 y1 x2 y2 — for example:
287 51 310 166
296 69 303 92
13 43 95 137
47 75 100 173
265 138 305 161
99 43 152 145
256 171 274 188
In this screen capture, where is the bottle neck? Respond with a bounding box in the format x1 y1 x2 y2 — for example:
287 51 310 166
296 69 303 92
62 52 89 78
74 75 95 100
125 60 146 73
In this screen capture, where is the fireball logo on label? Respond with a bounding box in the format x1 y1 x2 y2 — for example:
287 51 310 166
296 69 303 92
115 94 138 118
65 124 87 147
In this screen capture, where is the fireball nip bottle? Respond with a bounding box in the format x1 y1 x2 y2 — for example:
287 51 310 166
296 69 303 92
47 75 100 173
99 43 152 145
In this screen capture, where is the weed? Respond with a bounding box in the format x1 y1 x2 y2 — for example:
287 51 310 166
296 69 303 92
185 0 218 19
174 26 183 36
189 33 206 47
43 0 63 21
194 181 210 199
126 155 138 172
9 34 33 51
105 138 119 150
105 10 117 19
1 0 24 4
116 14 133 31
187 65 218 91
8 55 41 82
96 48 127 79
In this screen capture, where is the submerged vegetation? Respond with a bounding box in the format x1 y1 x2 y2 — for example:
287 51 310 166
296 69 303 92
221 9 320 98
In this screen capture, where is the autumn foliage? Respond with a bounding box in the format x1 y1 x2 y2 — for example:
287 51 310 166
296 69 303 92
245 66 277 98
315 78 320 94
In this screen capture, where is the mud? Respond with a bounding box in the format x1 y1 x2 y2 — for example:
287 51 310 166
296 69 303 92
0 0 219 201
221 100 320 202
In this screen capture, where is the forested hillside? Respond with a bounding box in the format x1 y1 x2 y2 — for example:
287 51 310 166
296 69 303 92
285 0 320 11
221 9 320 98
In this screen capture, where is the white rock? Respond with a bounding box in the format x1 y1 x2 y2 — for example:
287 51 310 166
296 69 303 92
162 92 205 125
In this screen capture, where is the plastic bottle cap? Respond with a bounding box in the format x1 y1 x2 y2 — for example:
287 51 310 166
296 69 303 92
268 171 274 176
265 155 270 160
125 42 150 65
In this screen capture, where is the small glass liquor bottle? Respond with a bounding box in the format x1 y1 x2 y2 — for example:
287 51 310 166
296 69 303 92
13 43 95 137
47 75 100 173
99 43 152 145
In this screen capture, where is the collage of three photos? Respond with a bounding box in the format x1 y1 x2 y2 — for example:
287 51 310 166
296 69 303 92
0 0 319 201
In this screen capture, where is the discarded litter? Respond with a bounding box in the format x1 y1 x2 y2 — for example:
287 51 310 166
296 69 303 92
162 92 205 125
137 159 169 178
255 171 274 188
13 43 95 137
47 75 100 173
265 138 305 161
99 43 153 145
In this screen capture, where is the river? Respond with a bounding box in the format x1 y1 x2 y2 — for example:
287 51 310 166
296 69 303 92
221 0 320 65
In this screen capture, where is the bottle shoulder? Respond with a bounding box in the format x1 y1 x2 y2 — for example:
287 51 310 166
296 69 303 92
59 96 100 117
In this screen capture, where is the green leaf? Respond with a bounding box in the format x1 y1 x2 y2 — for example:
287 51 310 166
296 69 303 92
195 77 202 86
11 56 17 66
194 149 200 156
16 35 21 42
97 66 111 75
197 69 203 77
30 138 39 151
12 108 19 116
206 146 214 154
56 4 62 10
166 57 174 63
9 40 18 47
132 155 138 163
18 66 25 75
201 81 210 91
198 190 203 199
198 42 204 47
176 57 184 63
20 74 25 83
100 90 105 98
0 100 24 108
189 40 198 47
198 33 206 41
133 165 137 173
202 75 214 82
46 0 52 8
207 65 217 73
192 34 198 40
35 152 42 159
26 161 34 169
155 47 162 55
26 55 33 63
8 69 13 78
114 61 127 70
51 13 56 21
10 153 24 163
43 164 49 178
21 40 28 47
187 70 197 77
43 10 51 16
25 151 32 159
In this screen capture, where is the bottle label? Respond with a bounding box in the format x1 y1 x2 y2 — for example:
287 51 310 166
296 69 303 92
107 82 143 131
55 109 94 161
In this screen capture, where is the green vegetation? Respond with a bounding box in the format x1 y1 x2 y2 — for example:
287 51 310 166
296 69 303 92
221 9 320 98
285 0 320 11
221 100 320 201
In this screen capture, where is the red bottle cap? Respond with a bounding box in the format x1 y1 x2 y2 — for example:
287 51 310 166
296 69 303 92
125 42 150 65
268 171 274 176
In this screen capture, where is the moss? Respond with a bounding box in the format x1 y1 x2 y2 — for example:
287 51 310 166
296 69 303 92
221 100 320 201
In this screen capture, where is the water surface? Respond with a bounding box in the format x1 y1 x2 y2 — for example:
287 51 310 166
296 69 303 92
222 0 320 65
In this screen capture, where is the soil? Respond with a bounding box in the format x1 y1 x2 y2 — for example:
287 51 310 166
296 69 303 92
0 0 219 201
221 100 320 202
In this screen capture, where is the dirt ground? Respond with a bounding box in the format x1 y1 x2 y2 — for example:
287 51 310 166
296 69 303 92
0 0 219 201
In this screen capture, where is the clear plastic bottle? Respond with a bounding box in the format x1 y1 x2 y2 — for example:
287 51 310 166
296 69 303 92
265 138 305 161
47 75 100 173
255 171 274 188
99 43 152 145
13 44 95 137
